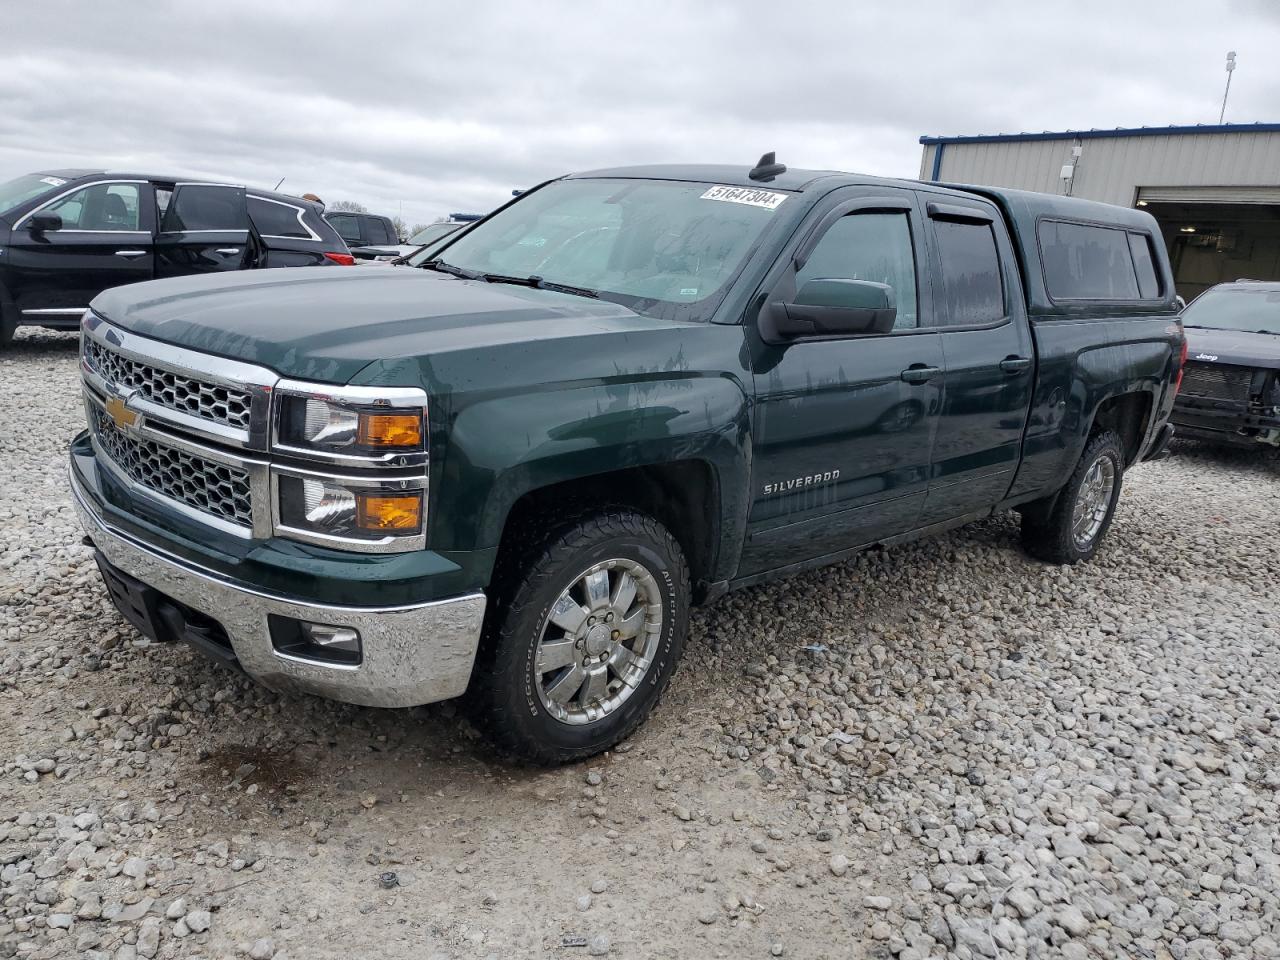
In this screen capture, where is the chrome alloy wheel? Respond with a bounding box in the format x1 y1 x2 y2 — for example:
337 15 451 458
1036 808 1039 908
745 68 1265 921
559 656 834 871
1071 454 1116 549
534 558 663 725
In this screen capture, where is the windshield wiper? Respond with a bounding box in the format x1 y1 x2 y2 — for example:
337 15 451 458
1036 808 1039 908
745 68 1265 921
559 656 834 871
480 273 600 300
421 259 482 280
1255 329 1279 336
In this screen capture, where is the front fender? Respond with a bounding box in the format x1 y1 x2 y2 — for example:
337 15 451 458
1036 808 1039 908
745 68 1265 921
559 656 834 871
432 373 752 580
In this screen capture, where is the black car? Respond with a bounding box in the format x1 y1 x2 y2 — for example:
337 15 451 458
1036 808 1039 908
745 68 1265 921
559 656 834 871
1171 280 1280 447
323 211 402 260
0 170 354 347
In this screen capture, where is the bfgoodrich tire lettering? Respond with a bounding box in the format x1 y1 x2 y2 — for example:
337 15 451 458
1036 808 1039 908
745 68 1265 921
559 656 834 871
1021 429 1126 565
471 507 690 764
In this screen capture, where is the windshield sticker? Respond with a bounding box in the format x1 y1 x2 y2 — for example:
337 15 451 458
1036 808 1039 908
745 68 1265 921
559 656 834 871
39 176 67 187
700 185 787 210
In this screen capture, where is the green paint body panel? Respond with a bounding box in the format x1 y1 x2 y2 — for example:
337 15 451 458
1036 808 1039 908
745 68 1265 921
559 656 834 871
79 165 1182 609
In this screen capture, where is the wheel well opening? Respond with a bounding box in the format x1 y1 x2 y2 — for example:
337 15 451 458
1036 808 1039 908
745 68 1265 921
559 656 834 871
1092 392 1152 465
497 462 719 596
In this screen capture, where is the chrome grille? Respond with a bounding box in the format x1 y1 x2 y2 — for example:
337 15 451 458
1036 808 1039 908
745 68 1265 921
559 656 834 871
84 337 252 431
1181 362 1254 403
90 405 253 527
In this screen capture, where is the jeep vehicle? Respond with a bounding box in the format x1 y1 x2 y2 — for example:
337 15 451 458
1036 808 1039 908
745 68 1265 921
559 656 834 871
1170 280 1280 447
0 170 354 347
69 157 1184 763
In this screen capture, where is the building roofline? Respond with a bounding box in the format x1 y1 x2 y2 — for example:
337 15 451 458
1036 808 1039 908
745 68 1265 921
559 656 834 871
919 122 1280 146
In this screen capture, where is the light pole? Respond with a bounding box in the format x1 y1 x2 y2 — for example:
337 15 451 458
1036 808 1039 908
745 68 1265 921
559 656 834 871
1219 51 1236 124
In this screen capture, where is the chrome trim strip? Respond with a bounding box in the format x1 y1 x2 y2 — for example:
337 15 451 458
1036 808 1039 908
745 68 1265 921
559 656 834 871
23 307 89 316
71 468 485 709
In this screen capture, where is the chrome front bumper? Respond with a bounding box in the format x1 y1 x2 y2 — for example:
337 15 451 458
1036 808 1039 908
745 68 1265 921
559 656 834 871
71 469 486 709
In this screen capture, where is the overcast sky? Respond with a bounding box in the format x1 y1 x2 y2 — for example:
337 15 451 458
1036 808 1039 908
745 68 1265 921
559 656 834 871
2 1 1277 229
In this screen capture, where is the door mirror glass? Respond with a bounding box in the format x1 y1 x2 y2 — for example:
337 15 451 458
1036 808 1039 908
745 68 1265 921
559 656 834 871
769 279 897 339
161 184 248 233
28 212 63 233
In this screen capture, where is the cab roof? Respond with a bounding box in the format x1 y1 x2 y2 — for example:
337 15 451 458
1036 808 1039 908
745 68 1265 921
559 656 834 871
568 163 914 194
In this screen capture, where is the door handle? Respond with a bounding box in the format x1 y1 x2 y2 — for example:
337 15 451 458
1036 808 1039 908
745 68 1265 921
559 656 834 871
114 250 147 257
900 365 941 384
1000 356 1032 375
215 248 242 256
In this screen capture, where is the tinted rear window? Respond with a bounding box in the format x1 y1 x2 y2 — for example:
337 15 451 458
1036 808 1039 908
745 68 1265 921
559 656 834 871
933 220 1004 326
161 185 246 232
1040 220 1148 300
248 197 310 238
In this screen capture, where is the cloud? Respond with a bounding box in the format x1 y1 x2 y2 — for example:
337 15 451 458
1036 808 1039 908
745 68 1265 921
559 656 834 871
1 0 1276 227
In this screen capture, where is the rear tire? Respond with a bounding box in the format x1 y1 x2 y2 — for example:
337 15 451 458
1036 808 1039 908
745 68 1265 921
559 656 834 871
469 507 690 765
1021 430 1125 565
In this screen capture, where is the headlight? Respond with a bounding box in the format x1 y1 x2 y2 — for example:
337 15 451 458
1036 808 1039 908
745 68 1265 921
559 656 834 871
276 474 424 543
276 396 424 456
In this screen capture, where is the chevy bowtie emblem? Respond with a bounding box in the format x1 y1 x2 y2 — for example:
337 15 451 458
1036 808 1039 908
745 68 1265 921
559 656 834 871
105 394 139 430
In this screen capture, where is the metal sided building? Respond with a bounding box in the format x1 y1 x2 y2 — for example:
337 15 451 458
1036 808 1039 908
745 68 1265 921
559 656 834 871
919 123 1280 301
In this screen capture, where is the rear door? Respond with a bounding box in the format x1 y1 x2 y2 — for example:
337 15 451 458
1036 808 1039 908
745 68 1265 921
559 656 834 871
917 197 1034 524
6 180 154 316
155 183 250 278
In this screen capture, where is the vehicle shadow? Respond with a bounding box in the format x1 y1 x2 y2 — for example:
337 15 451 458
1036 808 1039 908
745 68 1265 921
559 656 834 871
1168 437 1280 475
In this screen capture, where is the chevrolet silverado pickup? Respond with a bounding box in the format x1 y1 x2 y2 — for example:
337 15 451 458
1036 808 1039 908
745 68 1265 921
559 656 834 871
69 156 1184 763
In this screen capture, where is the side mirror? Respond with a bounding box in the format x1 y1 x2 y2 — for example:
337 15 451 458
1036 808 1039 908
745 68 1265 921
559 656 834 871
28 213 63 233
766 278 897 340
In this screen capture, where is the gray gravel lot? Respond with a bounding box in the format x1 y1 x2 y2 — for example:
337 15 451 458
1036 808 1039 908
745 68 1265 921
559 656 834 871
2 328 1279 960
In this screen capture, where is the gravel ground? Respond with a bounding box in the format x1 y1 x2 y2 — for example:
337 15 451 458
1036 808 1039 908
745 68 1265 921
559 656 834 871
2 328 1279 960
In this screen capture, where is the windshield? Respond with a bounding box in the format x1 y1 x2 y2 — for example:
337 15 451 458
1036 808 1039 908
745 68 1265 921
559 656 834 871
0 174 68 217
407 222 461 246
1183 286 1280 334
426 178 789 317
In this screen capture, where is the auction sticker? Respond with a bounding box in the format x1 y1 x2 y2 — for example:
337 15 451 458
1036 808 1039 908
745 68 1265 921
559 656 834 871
39 176 67 187
700 185 787 210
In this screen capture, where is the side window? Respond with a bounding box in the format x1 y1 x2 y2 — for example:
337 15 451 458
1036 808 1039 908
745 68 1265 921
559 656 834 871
44 183 141 231
1128 232 1161 299
372 219 394 244
1039 220 1140 300
933 219 1005 326
160 185 247 232
248 197 310 238
796 212 918 330
328 215 360 244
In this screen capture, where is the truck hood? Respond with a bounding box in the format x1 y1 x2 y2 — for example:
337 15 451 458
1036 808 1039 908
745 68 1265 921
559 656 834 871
1185 326 1280 369
90 266 662 384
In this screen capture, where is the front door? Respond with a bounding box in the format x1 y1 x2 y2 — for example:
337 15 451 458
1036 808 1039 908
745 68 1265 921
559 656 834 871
6 180 153 316
740 187 944 576
155 183 250 279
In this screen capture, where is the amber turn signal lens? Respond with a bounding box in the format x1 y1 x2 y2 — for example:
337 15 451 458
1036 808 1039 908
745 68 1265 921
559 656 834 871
357 412 422 448
356 493 422 532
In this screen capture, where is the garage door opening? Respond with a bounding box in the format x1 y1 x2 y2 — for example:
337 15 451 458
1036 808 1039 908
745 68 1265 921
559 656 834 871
1137 187 1280 301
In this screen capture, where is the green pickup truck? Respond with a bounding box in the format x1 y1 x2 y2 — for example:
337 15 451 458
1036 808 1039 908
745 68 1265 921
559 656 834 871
70 158 1185 762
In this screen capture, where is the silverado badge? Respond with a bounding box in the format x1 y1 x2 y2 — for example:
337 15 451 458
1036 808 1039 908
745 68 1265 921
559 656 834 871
105 394 139 431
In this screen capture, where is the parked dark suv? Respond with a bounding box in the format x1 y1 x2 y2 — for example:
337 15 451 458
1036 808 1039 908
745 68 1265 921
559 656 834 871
0 170 354 347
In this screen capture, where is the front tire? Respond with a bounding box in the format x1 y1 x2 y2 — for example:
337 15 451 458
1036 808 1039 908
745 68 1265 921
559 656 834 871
1021 430 1125 564
470 507 690 764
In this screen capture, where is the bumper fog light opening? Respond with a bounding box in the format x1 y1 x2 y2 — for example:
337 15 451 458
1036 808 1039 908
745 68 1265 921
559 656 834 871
270 615 363 667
